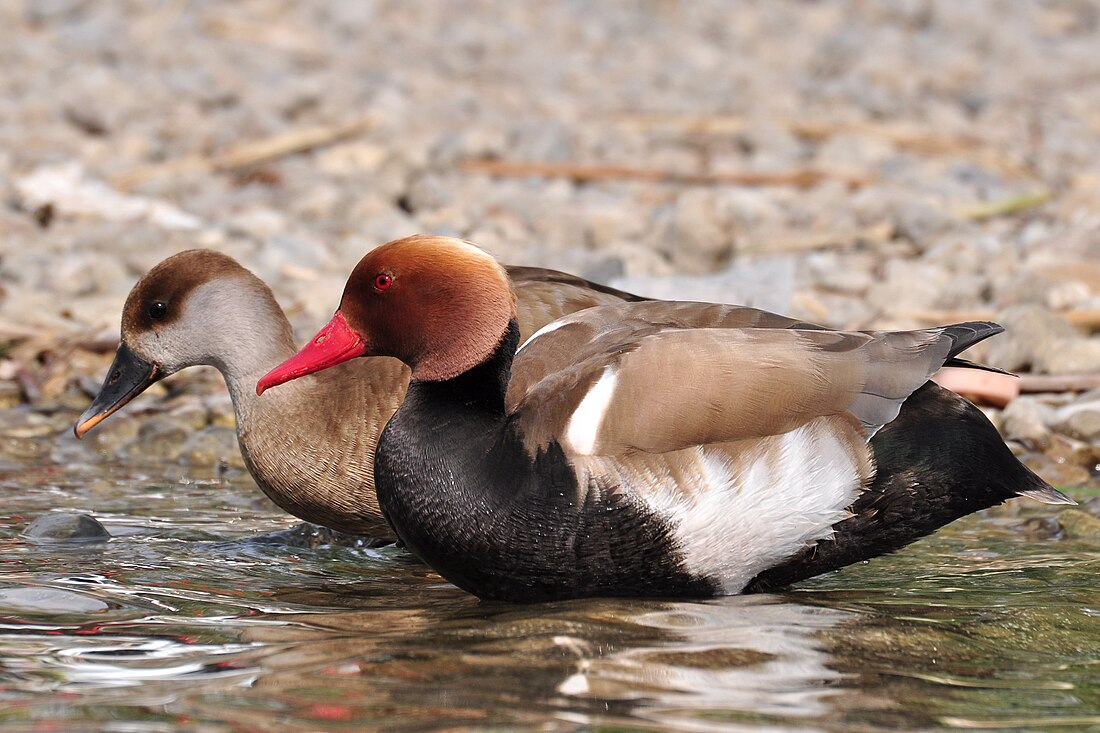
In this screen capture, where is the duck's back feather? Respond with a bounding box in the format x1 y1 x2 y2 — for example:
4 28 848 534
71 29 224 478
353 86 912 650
511 314 1001 458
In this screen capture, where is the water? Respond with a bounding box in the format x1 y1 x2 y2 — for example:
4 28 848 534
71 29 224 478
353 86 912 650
2 414 1099 732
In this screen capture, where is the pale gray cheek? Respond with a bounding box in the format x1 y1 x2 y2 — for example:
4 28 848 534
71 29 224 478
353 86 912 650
130 329 193 374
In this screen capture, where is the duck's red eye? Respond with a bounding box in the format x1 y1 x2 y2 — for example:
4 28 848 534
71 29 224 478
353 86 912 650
374 273 393 291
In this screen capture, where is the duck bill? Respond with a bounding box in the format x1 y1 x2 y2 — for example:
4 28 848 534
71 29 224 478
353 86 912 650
256 311 365 396
74 343 160 439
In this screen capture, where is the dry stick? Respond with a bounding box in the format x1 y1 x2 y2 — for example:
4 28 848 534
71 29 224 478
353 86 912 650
211 116 373 171
613 114 1033 177
458 159 871 189
1018 374 1100 393
112 115 374 190
895 308 1100 332
740 221 895 256
953 190 1052 221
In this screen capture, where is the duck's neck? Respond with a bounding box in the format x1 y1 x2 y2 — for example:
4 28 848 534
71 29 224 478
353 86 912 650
212 304 402 536
377 319 526 519
410 319 519 417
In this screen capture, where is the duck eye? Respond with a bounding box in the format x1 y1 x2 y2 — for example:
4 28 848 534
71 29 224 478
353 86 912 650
148 301 168 320
374 274 393 291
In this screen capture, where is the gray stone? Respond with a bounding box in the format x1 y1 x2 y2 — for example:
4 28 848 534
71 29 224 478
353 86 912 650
22 513 111 543
985 305 1081 373
656 189 732 273
126 418 189 461
613 255 796 314
180 425 246 470
246 522 384 549
1055 398 1100 443
1035 338 1100 376
1000 397 1055 449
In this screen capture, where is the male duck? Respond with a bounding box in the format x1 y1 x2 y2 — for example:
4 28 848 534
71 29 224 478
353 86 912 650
258 235 1071 602
75 249 645 536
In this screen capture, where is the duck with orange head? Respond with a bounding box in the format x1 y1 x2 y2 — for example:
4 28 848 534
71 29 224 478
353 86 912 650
258 235 1071 602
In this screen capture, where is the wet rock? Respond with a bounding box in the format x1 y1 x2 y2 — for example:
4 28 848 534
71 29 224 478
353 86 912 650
22 513 111 543
1057 509 1100 541
1082 497 1100 518
1056 402 1100 443
247 522 387 549
0 380 21 408
1022 452 1091 489
85 411 143 455
1012 516 1064 541
179 425 246 470
1043 432 1100 472
126 417 188 461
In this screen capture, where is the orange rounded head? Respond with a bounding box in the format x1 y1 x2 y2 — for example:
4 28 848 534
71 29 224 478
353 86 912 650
257 235 517 395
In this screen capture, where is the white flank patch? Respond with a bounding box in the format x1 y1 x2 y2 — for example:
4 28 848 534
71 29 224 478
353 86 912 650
631 419 863 594
516 318 568 352
564 366 618 455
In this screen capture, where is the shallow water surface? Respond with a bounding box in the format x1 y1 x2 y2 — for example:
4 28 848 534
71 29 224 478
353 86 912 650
2 427 1099 732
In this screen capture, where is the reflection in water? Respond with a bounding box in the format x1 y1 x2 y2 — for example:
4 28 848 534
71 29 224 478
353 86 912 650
1 450 1098 731
555 598 850 730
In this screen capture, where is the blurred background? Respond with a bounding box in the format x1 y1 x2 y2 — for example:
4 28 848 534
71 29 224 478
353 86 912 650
2 3 1100 731
3 0 1099 474
4 1 1100 329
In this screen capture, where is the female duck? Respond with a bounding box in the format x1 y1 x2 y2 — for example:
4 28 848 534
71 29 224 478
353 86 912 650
258 236 1069 601
75 249 645 536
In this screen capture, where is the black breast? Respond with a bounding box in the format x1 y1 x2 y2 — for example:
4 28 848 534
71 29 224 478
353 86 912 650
375 388 716 602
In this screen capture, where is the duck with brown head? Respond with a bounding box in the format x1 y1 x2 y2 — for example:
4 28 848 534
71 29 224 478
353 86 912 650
259 235 1071 602
76 247 651 537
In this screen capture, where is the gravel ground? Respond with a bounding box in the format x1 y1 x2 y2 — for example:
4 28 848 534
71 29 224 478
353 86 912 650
0 1 1098 493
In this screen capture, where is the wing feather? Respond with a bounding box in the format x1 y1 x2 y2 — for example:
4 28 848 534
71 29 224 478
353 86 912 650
512 313 995 457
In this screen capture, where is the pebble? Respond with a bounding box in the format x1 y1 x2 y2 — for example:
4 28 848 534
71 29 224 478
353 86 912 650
1000 397 1055 450
1056 401 1100 443
246 522 387 549
984 305 1081 373
126 417 189 461
21 512 111 543
1056 510 1100 541
179 425 247 471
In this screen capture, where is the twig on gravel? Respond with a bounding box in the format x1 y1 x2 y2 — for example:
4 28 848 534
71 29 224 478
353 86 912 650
112 115 374 189
934 369 1100 406
740 221 894 255
211 116 374 171
1018 374 1100 393
896 308 1100 332
614 114 1033 177
953 190 1052 220
458 159 870 188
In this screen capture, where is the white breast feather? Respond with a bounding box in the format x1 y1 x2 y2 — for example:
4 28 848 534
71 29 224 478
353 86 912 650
629 418 863 594
563 366 618 455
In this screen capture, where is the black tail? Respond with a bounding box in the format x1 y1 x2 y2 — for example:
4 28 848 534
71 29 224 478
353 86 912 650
940 321 1004 358
745 381 1072 593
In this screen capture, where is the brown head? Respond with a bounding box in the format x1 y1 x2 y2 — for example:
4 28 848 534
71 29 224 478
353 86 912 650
76 249 293 437
257 235 516 394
